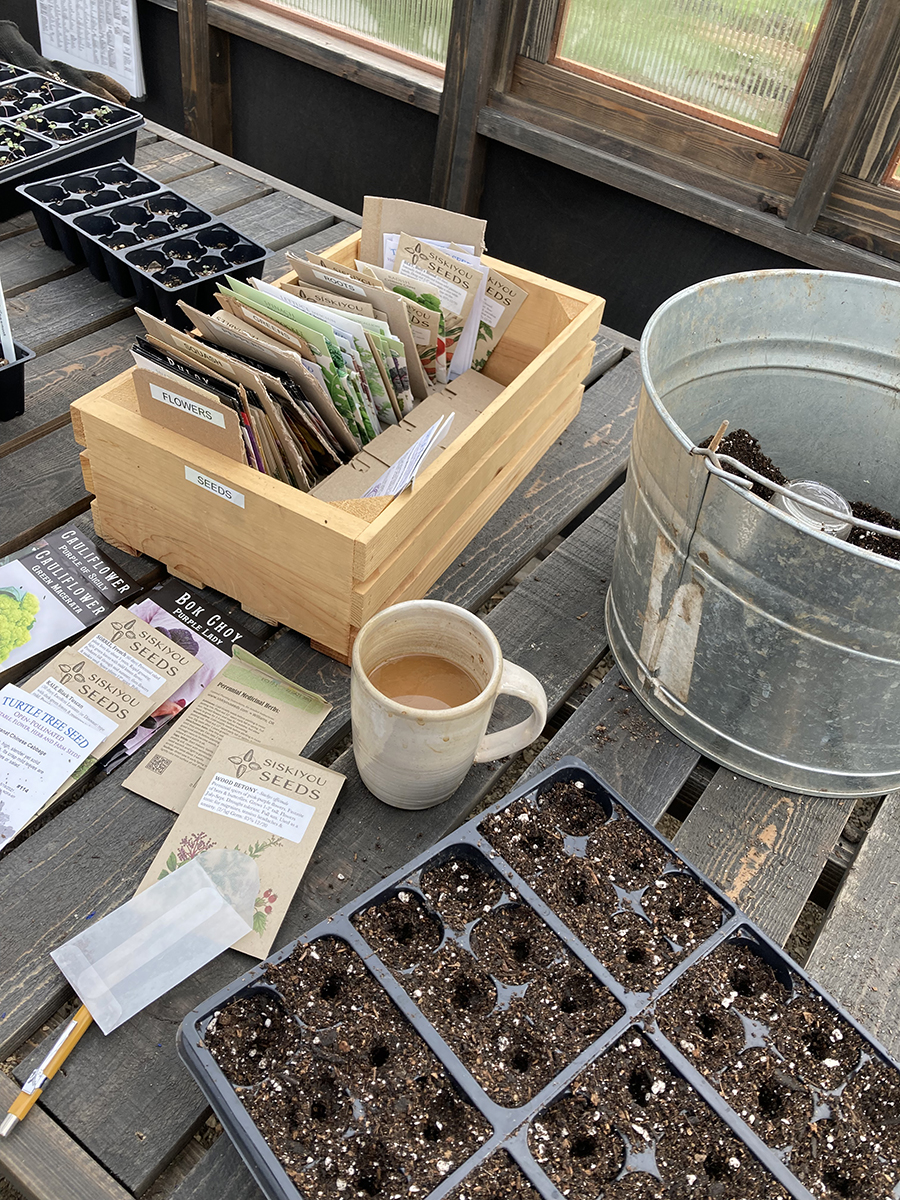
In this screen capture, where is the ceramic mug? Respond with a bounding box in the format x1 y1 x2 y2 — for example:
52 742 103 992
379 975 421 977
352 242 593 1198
351 600 548 809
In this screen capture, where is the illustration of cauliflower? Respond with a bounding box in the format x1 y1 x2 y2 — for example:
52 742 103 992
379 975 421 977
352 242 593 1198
0 587 40 664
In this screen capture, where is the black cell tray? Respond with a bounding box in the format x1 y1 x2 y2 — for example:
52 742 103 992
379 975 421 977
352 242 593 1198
179 758 900 1200
0 341 34 420
0 64 143 219
19 162 269 328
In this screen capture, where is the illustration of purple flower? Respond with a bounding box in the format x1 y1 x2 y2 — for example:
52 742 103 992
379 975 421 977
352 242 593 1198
176 831 217 862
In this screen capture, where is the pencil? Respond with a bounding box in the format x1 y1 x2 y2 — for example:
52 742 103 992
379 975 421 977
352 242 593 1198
0 1005 93 1136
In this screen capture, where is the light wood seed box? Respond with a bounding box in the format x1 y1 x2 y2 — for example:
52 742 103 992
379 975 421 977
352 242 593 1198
71 232 604 661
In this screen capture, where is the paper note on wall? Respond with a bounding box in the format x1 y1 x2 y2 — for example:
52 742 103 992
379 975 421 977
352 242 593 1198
37 0 145 97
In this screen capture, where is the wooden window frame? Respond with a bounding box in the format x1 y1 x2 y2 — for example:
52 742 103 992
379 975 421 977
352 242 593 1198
161 0 900 278
485 0 900 268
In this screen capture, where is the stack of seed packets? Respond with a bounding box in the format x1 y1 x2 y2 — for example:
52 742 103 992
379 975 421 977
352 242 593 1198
0 607 204 847
124 199 529 503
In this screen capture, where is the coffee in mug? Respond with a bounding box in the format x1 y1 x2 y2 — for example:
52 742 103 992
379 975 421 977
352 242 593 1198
351 600 548 809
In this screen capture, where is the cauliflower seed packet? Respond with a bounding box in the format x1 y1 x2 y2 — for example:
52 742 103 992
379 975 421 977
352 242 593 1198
0 526 139 685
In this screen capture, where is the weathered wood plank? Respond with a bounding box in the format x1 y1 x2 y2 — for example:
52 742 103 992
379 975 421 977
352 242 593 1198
0 211 38 240
435 351 639 612
261 220 357 281
673 773 853 945
169 1138 261 1200
179 0 233 153
17 476 631 1194
806 789 900 1058
207 0 442 115
134 140 215 183
143 120 362 226
523 662 700 825
226 190 335 250
135 128 159 149
0 1072 132 1200
0 317 143 458
7 272 135 356
167 164 271 215
431 0 522 213
843 19 900 182
0 423 92 558
0 228 77 298
584 332 625 387
785 0 900 234
781 0 864 160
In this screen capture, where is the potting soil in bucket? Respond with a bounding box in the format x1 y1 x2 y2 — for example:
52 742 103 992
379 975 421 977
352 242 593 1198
605 269 900 797
179 759 900 1200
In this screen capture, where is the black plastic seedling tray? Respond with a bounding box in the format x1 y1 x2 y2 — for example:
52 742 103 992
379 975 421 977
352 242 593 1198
0 341 34 420
123 223 270 324
179 758 900 1200
18 160 162 258
20 161 268 326
0 64 142 218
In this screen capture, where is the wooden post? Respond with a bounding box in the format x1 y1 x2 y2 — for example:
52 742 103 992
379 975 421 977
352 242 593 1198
431 0 526 213
786 0 900 234
178 0 233 154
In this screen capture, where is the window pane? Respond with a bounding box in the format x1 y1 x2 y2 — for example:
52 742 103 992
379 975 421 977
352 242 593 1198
268 0 452 64
557 0 827 136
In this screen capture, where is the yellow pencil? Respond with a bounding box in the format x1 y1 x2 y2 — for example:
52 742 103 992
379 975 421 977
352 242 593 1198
0 1005 93 1136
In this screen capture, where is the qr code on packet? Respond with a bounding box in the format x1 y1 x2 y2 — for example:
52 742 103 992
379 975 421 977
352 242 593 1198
146 754 172 776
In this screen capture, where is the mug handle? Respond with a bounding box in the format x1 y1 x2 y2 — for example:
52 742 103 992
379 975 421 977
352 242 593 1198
473 661 548 762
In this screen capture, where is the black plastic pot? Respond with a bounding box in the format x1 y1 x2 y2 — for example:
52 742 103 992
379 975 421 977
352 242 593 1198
0 341 34 420
0 64 143 219
179 757 900 1200
19 161 165 260
122 223 269 326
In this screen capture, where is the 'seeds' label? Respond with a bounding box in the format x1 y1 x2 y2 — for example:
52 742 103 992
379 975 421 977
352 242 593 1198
184 466 245 508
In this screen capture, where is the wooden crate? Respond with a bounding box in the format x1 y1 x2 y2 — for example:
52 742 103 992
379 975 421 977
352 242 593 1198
71 232 604 661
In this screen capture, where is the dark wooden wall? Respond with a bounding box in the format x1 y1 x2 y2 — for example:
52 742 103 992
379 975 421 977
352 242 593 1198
479 141 807 337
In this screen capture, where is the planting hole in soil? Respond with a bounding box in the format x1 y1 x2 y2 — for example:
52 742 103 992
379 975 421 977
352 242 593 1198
353 890 443 970
419 856 504 930
205 990 300 1087
209 936 491 1198
654 933 900 1196
529 1032 791 1199
355 858 623 1107
480 780 725 993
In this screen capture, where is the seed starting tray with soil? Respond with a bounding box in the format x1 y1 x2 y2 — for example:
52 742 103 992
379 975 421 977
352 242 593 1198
0 64 142 218
19 160 269 324
179 759 900 1200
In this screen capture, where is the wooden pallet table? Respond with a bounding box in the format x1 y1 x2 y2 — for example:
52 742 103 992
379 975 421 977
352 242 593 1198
0 124 895 1200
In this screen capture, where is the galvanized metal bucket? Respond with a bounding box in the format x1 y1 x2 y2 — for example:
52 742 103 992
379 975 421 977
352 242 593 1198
606 269 900 797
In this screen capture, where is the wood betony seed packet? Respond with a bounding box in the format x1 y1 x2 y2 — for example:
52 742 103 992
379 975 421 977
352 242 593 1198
137 735 345 957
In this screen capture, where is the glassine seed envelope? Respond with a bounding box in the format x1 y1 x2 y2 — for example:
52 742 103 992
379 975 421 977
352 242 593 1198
50 856 258 1035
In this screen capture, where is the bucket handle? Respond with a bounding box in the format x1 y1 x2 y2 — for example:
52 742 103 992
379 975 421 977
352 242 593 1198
690 446 900 543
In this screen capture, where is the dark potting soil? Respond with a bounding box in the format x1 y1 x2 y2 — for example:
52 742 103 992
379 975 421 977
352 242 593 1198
420 856 505 930
848 500 900 561
654 937 900 1198
529 1032 791 1199
701 428 900 559
206 937 490 1198
444 1151 541 1200
352 860 624 1107
699 428 788 501
479 781 724 993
